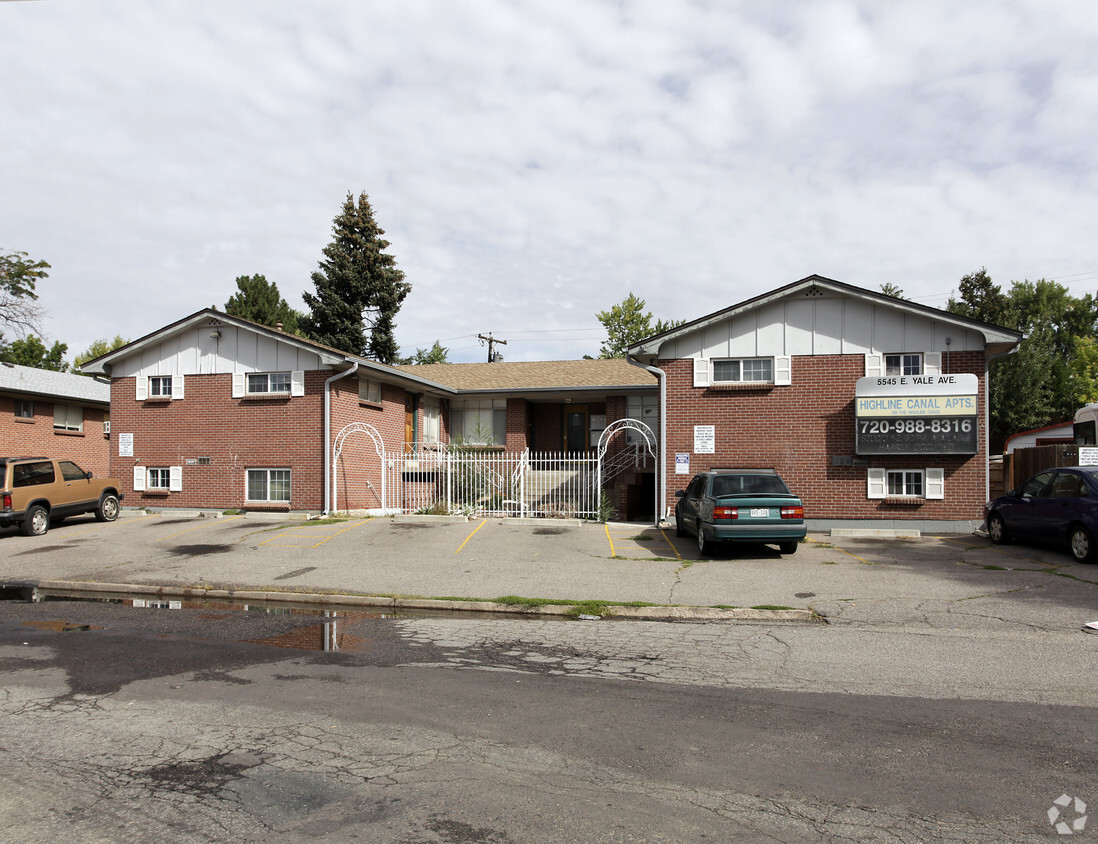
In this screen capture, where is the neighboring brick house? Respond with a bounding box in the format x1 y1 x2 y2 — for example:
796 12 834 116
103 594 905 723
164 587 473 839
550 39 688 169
81 310 659 517
0 362 111 476
627 275 1023 531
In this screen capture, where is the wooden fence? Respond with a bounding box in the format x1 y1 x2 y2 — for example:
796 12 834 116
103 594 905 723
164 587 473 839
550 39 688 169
1004 445 1080 491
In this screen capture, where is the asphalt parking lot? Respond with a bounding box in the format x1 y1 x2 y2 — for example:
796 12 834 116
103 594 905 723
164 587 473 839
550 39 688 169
1 511 1096 632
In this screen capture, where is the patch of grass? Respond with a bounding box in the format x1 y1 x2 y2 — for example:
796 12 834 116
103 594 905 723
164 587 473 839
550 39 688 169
711 604 739 609
751 604 795 611
822 560 838 565
856 560 880 566
981 565 1009 570
222 509 241 516
812 542 835 549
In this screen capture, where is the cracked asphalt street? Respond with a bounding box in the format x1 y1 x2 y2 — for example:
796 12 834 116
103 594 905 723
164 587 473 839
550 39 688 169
0 517 1095 841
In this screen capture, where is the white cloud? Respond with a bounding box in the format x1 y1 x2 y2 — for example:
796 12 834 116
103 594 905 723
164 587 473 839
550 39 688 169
1 0 1096 363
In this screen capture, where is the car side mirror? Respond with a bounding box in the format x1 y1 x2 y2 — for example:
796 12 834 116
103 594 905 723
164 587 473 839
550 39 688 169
675 490 685 498
85 471 93 479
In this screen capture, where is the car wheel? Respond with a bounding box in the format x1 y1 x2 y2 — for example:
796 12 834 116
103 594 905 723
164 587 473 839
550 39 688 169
96 493 120 522
779 541 798 555
1070 525 1094 563
697 525 711 556
22 505 49 537
987 513 1010 545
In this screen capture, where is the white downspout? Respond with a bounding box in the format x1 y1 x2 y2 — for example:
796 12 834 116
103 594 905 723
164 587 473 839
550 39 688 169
627 355 666 527
323 363 359 515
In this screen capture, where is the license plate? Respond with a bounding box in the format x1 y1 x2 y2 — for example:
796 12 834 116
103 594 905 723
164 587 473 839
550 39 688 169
750 508 770 518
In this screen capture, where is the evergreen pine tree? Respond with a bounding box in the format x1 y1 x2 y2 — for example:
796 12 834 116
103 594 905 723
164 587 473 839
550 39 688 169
224 274 303 334
302 192 411 362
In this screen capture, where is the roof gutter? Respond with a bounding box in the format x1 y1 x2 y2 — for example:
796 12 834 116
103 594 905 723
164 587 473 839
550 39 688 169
627 355 666 527
323 362 359 515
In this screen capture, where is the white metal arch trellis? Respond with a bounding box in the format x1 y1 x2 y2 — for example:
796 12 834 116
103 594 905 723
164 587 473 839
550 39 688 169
331 422 386 515
596 418 657 519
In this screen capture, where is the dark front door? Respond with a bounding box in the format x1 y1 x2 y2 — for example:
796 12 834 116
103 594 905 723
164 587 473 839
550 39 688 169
565 407 588 453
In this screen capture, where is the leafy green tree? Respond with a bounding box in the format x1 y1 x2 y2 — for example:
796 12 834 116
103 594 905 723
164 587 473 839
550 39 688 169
0 334 68 371
879 283 906 299
0 250 49 335
946 268 1009 325
224 274 303 334
398 340 449 365
74 335 128 370
596 293 684 359
947 269 1098 448
302 192 411 363
1070 336 1098 407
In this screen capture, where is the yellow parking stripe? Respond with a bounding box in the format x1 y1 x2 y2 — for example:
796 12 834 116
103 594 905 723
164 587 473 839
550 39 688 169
604 523 616 557
156 515 244 542
260 519 370 549
455 519 488 554
60 512 160 539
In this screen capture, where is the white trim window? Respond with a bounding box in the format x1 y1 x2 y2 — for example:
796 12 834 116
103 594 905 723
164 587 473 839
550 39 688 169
53 403 83 432
422 397 440 444
714 358 773 384
247 468 291 502
133 466 182 492
147 467 172 490
694 356 791 387
137 374 184 400
358 376 382 404
868 467 945 500
248 372 291 395
885 354 922 376
888 469 924 497
452 399 506 445
149 375 174 397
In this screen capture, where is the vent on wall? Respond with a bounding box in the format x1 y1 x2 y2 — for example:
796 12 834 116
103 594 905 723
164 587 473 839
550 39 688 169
803 285 825 297
197 457 212 465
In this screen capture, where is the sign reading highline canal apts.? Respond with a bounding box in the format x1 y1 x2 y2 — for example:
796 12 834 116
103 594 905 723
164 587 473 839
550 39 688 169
855 373 979 455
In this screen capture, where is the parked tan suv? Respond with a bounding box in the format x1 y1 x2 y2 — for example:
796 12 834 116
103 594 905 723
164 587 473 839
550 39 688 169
0 457 124 536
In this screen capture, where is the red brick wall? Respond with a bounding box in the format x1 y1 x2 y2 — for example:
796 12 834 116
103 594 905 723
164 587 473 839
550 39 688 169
329 376 408 511
505 398 529 451
1 395 111 477
110 372 330 511
660 351 987 522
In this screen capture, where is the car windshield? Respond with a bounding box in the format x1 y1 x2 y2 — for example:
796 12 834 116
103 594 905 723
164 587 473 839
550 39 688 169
712 474 789 497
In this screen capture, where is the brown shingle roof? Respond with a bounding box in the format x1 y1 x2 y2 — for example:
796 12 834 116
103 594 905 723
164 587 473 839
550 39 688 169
396 358 657 391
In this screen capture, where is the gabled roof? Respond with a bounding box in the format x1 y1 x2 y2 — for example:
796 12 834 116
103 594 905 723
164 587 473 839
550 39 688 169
627 274 1023 358
397 359 656 393
0 362 110 405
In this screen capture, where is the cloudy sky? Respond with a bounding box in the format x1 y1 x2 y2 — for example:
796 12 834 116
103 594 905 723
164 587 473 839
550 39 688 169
3 0 1097 364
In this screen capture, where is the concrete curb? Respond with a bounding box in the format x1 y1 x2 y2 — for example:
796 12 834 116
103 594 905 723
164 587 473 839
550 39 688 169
34 580 818 623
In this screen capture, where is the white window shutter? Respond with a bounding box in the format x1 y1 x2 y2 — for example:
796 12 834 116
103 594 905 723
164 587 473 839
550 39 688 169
926 468 944 499
136 376 147 401
291 370 305 396
867 468 886 499
923 352 941 375
693 358 710 388
133 466 146 492
172 374 185 400
864 354 884 377
774 355 792 386
232 372 245 398
169 466 183 492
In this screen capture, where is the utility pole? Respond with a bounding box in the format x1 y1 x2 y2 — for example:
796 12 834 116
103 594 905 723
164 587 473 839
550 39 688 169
478 333 507 363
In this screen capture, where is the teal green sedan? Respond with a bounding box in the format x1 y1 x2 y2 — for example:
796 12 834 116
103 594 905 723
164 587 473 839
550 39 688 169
674 469 806 556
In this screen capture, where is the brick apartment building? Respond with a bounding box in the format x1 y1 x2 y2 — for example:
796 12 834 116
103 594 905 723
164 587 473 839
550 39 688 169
80 276 1021 529
627 275 1022 530
80 310 657 516
0 362 111 476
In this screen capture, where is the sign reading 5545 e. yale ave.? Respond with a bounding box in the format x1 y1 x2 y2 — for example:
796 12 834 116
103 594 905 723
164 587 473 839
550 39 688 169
854 374 979 455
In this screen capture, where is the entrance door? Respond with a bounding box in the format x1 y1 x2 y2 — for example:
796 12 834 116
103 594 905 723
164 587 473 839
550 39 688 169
404 395 416 454
565 406 588 453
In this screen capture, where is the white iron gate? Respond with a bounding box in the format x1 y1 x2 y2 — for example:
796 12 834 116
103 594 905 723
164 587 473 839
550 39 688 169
332 421 656 518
